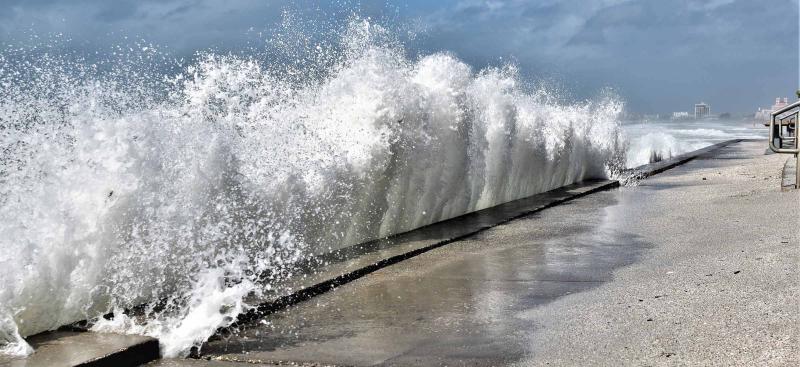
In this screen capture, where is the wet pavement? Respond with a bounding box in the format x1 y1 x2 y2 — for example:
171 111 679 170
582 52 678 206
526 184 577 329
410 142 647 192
9 140 791 367
196 140 798 366
201 177 655 365
245 178 619 313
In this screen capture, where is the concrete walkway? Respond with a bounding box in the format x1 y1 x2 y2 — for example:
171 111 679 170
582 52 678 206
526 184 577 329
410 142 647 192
188 141 798 366
0 332 158 367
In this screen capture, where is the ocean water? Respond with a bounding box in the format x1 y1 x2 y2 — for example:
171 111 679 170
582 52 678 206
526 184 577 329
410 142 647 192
0 19 768 358
623 119 767 168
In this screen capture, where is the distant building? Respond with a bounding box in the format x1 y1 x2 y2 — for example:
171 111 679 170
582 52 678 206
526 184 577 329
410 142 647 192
671 112 690 120
755 97 790 124
643 114 661 121
772 97 789 112
694 102 710 119
755 107 771 122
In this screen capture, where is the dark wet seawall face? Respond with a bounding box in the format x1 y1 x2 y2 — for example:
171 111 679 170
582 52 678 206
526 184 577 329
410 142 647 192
201 189 652 366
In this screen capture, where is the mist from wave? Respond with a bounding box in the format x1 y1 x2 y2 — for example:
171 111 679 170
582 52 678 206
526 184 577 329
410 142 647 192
0 19 628 357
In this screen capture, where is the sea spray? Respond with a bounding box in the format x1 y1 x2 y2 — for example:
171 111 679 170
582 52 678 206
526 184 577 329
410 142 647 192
623 124 765 168
0 19 626 356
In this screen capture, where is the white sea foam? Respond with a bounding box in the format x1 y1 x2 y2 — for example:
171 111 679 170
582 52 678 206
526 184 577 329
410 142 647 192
672 128 734 138
0 20 627 357
623 121 767 168
625 132 706 167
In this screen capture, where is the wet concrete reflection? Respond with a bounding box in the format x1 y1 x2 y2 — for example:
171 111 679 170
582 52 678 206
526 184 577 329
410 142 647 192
203 189 652 366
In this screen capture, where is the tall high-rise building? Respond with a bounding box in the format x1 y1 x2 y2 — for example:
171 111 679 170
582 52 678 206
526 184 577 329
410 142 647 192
694 102 710 119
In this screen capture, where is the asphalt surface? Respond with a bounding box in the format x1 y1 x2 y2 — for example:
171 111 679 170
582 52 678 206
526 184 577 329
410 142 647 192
188 141 798 366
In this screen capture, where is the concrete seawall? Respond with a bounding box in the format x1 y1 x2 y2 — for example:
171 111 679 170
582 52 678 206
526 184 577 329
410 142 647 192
229 139 753 328
8 138 794 367
196 139 798 366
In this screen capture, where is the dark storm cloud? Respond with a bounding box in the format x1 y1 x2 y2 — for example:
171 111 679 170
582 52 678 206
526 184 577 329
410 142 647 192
1 0 797 113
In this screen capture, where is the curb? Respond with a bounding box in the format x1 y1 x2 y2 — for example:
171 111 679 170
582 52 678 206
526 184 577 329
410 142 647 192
230 179 620 329
223 138 747 330
1 331 160 367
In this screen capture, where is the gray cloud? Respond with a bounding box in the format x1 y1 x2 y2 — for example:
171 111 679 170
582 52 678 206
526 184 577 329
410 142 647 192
0 0 797 113
416 0 799 113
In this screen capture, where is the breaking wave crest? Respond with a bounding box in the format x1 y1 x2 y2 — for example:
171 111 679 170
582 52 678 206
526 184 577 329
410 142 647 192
0 20 626 357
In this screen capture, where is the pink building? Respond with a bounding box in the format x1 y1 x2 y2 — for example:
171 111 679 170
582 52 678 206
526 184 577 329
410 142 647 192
772 97 789 112
755 97 790 124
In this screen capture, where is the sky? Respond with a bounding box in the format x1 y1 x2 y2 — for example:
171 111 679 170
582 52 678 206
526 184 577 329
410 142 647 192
1 0 798 114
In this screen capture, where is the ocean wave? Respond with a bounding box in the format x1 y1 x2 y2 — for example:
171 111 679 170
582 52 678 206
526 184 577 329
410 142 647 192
625 132 708 167
671 128 733 138
0 19 626 357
